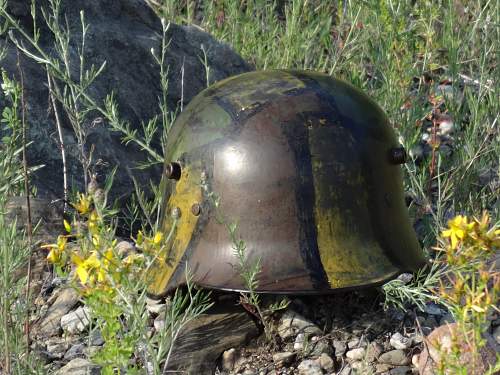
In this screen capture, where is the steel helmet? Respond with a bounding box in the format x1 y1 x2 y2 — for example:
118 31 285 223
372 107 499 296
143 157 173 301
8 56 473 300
148 70 427 296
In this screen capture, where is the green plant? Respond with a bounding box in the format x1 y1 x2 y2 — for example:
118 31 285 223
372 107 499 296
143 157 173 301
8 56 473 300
0 71 44 374
432 213 499 374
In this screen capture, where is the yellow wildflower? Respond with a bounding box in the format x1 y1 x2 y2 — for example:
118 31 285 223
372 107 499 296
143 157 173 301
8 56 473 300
74 193 92 215
43 235 67 265
72 251 101 285
442 215 475 249
153 231 163 245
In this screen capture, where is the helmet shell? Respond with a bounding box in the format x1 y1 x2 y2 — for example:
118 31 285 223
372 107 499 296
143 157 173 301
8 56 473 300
149 70 427 295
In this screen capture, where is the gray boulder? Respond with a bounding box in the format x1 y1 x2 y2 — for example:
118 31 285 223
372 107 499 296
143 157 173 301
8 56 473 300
1 0 251 201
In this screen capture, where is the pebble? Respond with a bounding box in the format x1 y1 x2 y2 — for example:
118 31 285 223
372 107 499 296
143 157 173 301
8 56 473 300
309 339 333 356
338 364 351 375
389 332 413 350
145 296 166 315
389 365 412 374
45 337 71 359
294 333 306 351
365 341 383 363
411 354 420 368
333 340 346 357
396 273 413 284
273 351 295 366
55 358 100 375
154 316 165 331
319 353 334 371
346 347 365 361
347 338 360 349
61 306 91 334
424 303 446 316
63 343 85 361
378 350 409 366
222 348 237 371
375 363 392 373
278 310 322 340
297 359 322 375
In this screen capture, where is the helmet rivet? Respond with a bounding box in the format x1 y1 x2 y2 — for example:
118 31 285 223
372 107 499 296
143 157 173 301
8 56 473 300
171 207 181 219
191 203 201 216
165 162 182 180
389 147 407 164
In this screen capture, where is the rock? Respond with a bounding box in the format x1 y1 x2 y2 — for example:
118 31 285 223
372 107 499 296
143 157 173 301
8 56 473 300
365 342 384 363
63 343 85 361
390 333 413 350
222 348 238 371
423 303 446 316
333 340 347 357
61 306 91 334
45 336 72 359
346 347 365 361
297 359 322 375
115 240 136 257
411 354 419 368
164 306 259 375
347 338 360 349
378 350 409 366
319 353 334 371
89 330 104 346
439 312 455 325
309 339 334 357
396 273 413 284
33 287 79 338
294 333 306 351
146 296 166 315
153 316 165 331
55 358 100 375
375 363 392 373
278 310 322 340
1 0 251 201
273 352 296 366
389 366 411 375
418 323 497 375
338 364 352 375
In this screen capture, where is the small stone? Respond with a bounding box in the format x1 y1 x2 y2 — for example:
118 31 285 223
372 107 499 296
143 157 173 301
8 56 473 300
55 358 100 375
338 364 351 375
410 333 423 344
154 316 165 331
115 240 135 257
411 354 419 368
396 273 413 284
309 339 333 357
346 347 365 361
273 351 295 366
89 330 104 346
424 303 446 316
222 348 237 371
34 287 79 338
347 338 360 349
375 363 392 373
319 353 334 371
333 340 347 357
145 296 166 315
390 333 413 350
294 333 306 351
422 316 439 329
61 306 91 334
389 366 411 375
378 350 409 366
64 343 85 361
297 359 322 375
365 342 383 363
45 337 71 359
439 312 455 325
278 310 322 340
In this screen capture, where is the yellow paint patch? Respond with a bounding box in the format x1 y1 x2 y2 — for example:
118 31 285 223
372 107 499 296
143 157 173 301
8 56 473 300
148 163 202 295
308 126 396 288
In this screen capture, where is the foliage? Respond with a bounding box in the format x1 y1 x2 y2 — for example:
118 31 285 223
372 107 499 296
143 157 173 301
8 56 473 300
44 189 212 374
433 213 499 374
0 71 44 374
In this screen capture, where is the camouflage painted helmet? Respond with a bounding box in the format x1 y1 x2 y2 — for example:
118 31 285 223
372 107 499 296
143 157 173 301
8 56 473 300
148 70 427 296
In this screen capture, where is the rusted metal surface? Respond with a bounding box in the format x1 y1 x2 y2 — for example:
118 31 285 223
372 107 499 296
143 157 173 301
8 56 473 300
147 70 427 296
